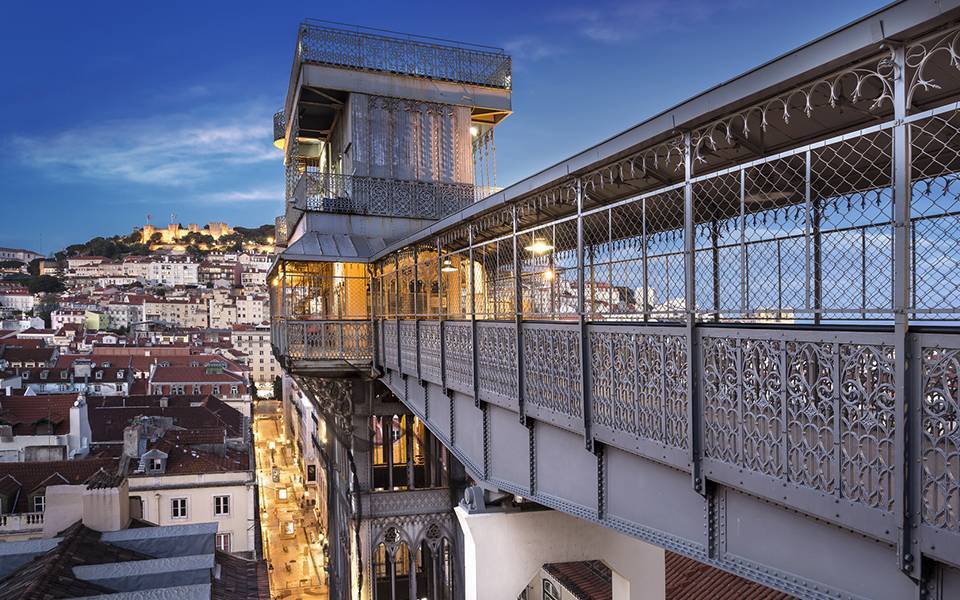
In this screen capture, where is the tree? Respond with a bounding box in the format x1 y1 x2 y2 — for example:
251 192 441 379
27 275 64 295
273 375 283 401
34 293 59 327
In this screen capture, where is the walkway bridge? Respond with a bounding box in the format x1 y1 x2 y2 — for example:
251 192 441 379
271 3 960 598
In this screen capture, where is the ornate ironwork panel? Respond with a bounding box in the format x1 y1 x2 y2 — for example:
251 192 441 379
702 336 741 464
786 340 837 495
590 329 690 448
740 339 785 477
476 322 517 407
838 343 896 511
920 343 960 532
663 335 688 449
399 321 417 374
443 320 473 394
299 21 512 89
301 171 475 220
282 320 372 361
522 324 582 419
384 320 398 370
419 321 442 383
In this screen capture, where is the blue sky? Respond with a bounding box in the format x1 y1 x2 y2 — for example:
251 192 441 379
0 0 891 255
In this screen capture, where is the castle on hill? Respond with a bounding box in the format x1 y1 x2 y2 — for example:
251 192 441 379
139 221 234 245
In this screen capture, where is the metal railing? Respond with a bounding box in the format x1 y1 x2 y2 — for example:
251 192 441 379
298 170 475 220
273 110 286 146
276 319 372 362
370 103 960 324
298 20 512 90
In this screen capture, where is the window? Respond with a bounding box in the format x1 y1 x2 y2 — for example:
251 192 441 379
543 579 559 600
230 385 238 396
149 457 163 472
33 495 45 513
172 384 184 395
192 384 201 395
171 497 188 519
213 385 221 395
214 495 230 516
215 532 231 552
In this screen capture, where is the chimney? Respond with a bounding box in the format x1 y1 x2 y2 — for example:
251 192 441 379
82 475 130 532
123 425 143 459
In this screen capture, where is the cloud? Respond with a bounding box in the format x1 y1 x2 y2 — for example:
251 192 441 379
9 102 280 187
197 187 281 204
503 36 564 62
555 0 753 44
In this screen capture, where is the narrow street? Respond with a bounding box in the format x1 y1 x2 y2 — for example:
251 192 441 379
254 404 329 600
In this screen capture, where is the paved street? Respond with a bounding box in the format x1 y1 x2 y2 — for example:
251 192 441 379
254 405 329 600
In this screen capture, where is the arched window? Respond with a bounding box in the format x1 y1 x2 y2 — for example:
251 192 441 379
543 578 560 600
373 535 413 600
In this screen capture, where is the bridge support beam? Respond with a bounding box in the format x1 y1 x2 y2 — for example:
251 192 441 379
455 506 665 600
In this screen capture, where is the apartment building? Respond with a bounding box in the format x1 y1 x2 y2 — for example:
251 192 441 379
230 324 280 387
146 256 200 286
143 296 207 329
0 288 34 313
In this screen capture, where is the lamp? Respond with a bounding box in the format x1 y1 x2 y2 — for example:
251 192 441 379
441 258 458 273
524 236 554 254
543 268 555 281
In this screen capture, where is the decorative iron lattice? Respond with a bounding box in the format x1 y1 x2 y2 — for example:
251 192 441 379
418 321 442 382
522 324 582 419
475 237 515 320
786 340 836 494
519 219 578 320
693 172 743 319
476 322 517 406
283 320 372 360
398 320 417 373
589 329 688 449
273 110 286 145
809 129 894 320
910 110 960 317
839 343 896 511
691 50 894 173
920 343 960 532
298 21 512 90
301 171 475 220
701 332 896 511
274 215 288 247
383 320 398 369
442 320 473 394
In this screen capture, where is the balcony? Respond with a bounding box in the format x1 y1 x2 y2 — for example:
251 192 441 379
294 170 475 221
0 512 44 536
270 261 373 370
274 319 372 362
297 21 511 90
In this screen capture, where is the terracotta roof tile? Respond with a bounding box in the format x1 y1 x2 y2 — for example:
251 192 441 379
665 552 796 600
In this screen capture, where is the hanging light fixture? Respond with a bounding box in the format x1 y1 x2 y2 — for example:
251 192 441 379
524 236 554 254
542 268 555 281
524 206 554 254
441 258 458 273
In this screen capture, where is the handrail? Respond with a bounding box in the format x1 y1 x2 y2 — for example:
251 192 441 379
298 22 512 90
